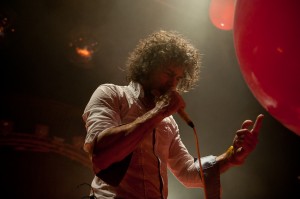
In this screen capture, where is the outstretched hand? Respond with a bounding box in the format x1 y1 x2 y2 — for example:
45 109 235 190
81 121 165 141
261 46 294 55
229 114 264 165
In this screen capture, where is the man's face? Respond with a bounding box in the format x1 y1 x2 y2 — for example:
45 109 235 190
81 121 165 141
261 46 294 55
147 65 184 95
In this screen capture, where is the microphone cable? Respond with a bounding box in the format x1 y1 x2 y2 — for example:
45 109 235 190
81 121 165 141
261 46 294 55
178 109 208 198
191 125 208 199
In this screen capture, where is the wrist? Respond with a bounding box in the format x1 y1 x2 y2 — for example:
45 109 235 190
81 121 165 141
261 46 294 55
225 145 244 166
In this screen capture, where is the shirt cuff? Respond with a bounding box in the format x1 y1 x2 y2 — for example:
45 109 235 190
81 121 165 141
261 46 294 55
194 155 217 171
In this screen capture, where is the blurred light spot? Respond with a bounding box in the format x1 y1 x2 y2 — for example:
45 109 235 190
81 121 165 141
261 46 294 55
209 0 236 31
76 47 93 59
276 47 283 53
0 14 15 40
35 124 49 137
68 32 99 69
0 120 14 134
0 26 4 37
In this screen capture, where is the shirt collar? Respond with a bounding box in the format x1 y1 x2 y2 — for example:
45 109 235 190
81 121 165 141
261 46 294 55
128 81 145 99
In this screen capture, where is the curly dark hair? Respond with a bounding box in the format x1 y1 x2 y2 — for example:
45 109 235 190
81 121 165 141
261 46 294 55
125 30 201 92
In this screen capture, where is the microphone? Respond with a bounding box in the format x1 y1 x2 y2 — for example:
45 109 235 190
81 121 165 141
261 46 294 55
177 109 195 128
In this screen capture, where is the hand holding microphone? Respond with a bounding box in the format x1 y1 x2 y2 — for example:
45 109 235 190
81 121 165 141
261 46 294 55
153 89 194 128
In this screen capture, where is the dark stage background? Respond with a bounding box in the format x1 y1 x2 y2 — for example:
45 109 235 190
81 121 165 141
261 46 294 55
0 0 299 198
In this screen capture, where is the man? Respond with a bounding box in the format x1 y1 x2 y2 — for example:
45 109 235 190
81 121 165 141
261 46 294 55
82 30 264 199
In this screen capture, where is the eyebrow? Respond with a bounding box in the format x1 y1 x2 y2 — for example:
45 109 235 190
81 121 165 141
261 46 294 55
165 68 184 79
165 68 174 74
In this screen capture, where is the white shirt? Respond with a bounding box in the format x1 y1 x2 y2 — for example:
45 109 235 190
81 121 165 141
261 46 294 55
82 82 216 199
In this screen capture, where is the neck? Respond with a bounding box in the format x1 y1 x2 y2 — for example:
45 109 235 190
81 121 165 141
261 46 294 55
140 84 156 109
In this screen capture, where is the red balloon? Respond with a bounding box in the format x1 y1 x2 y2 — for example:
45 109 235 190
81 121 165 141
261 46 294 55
233 0 300 136
209 0 235 30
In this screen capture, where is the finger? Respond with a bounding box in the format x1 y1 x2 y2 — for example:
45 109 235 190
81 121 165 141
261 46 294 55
252 114 264 136
234 130 256 146
243 134 258 146
241 137 258 150
239 143 254 155
235 136 257 155
241 120 253 129
233 139 243 149
235 129 249 148
236 129 250 136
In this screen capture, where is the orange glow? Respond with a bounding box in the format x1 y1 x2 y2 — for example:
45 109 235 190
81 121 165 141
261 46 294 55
75 47 92 58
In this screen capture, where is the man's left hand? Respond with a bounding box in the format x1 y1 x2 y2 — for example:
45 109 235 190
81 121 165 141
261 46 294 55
229 114 264 165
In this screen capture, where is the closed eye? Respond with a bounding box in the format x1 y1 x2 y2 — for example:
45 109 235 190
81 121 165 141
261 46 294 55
164 70 183 81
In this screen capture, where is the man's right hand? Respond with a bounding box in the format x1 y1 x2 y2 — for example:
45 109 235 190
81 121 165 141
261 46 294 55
154 90 186 118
